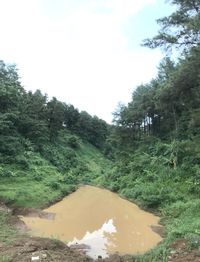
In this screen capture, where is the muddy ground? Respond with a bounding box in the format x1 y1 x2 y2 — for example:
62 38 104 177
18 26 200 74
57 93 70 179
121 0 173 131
1 235 200 262
0 203 200 262
0 236 136 262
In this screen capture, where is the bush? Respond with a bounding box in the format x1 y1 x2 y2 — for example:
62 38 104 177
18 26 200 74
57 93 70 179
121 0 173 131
67 135 80 149
14 170 27 177
41 144 78 172
0 167 14 178
186 233 200 248
50 181 61 190
15 155 30 169
32 171 43 181
63 172 78 184
0 135 25 157
137 184 176 208
46 178 61 190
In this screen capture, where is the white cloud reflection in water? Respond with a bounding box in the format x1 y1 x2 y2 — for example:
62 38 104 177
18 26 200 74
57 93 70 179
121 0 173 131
68 218 117 259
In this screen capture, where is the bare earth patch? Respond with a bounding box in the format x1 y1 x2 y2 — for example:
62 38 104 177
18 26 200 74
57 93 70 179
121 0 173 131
168 239 200 262
0 237 134 262
0 237 92 262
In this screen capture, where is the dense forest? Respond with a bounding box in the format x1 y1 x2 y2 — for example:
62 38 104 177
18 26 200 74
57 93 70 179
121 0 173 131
0 0 200 261
100 0 200 260
0 63 108 155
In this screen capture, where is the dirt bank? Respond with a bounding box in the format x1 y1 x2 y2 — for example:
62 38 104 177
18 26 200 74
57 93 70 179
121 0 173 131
168 239 200 262
0 236 135 262
1 236 200 262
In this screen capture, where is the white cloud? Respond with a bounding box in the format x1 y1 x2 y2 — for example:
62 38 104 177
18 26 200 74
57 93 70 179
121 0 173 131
0 0 161 123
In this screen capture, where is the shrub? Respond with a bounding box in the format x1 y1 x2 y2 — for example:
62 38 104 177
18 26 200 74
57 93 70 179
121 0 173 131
0 167 14 178
46 178 61 190
32 171 43 181
15 155 30 169
63 173 78 184
67 135 80 149
186 233 200 248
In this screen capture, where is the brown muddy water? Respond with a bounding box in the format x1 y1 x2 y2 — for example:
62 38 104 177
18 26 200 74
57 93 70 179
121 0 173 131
20 185 162 259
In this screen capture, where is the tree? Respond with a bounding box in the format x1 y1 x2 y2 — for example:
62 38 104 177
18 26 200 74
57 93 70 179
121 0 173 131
47 97 65 141
143 0 200 52
0 60 24 114
0 61 25 156
17 90 49 147
64 104 80 131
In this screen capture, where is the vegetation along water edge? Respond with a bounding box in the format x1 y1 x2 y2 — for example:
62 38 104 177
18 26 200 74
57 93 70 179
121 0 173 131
1 0 200 261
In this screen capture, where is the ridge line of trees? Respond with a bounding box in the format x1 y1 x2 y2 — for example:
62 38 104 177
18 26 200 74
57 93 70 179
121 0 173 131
0 60 109 161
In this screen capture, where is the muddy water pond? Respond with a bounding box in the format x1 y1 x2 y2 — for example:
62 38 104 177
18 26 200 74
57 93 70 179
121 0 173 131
20 185 162 259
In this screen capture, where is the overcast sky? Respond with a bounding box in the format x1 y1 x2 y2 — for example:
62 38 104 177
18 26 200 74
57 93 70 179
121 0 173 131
0 0 173 122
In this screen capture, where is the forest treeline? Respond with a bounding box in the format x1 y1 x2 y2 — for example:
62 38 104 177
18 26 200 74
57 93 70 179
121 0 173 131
112 47 200 149
113 0 200 147
0 61 109 163
0 0 200 261
100 1 200 260
103 0 200 206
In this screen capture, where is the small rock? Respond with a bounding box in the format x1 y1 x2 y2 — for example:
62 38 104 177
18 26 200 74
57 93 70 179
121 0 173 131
42 253 47 259
170 250 176 254
98 255 102 259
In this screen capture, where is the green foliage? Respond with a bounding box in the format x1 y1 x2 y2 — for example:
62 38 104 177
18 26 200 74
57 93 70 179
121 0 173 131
67 135 80 149
98 136 200 260
46 179 61 190
113 45 200 144
41 143 78 172
0 59 109 168
186 233 200 249
14 155 30 169
142 0 200 52
109 40 200 262
0 131 111 208
0 167 14 178
0 1 200 260
0 211 16 243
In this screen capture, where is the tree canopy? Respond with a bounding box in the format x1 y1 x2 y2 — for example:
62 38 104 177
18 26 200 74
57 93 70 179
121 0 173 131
143 0 200 52
0 61 109 161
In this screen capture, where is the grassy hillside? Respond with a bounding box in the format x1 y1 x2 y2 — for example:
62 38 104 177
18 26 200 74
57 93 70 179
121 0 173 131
0 131 111 209
97 138 200 261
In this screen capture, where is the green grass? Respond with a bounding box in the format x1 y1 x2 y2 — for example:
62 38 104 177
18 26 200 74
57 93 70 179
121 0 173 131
0 177 75 208
0 160 76 208
0 211 16 244
77 141 112 177
1 135 199 261
95 140 200 261
0 136 111 209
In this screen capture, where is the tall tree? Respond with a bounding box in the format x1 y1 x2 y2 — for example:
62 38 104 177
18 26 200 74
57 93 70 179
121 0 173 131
47 97 65 141
143 0 200 52
0 61 25 156
64 104 80 131
18 90 49 147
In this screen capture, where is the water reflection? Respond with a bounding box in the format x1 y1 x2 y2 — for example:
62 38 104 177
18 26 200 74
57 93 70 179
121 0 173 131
20 186 162 258
68 219 117 259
